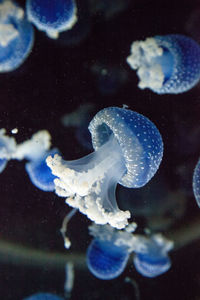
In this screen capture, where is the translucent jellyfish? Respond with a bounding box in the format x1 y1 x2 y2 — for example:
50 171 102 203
0 128 17 172
86 223 143 280
13 130 58 191
127 34 200 94
47 106 163 229
0 0 34 72
193 158 200 207
26 0 77 39
133 234 173 278
23 293 64 300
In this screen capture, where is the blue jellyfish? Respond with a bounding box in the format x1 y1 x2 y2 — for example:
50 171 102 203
193 158 200 207
25 148 59 192
127 34 200 94
0 0 34 72
0 129 17 173
133 234 173 278
46 106 163 229
87 223 140 280
23 292 64 300
11 130 58 192
26 0 77 39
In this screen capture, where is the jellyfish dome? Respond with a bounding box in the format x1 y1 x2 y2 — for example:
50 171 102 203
0 0 34 72
127 34 200 94
133 234 173 278
26 0 77 39
193 158 200 207
86 223 145 280
25 148 59 192
46 106 163 229
23 292 64 300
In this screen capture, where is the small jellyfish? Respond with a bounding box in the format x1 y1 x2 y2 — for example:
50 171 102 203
23 293 64 300
133 234 173 278
193 158 200 207
25 148 59 192
12 130 58 192
0 128 16 172
86 223 143 280
47 106 163 229
26 0 77 39
127 34 200 94
0 0 34 72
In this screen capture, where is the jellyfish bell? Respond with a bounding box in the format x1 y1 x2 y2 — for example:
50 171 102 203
0 0 34 72
133 234 173 278
47 106 163 229
86 223 143 280
26 0 78 39
127 34 200 94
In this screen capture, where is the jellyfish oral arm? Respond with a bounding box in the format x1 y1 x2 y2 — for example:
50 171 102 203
46 134 131 229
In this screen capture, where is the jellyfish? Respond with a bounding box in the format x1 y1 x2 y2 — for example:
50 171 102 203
0 128 17 173
127 34 200 94
23 293 64 300
193 158 200 207
46 106 163 229
133 234 173 278
86 223 143 280
0 0 34 72
26 0 77 39
12 130 58 191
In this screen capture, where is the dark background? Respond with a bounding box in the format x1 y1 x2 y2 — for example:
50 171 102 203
1 0 200 299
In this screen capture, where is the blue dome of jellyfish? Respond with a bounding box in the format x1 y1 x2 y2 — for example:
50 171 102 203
26 0 77 39
25 148 59 192
133 234 173 278
23 292 64 300
0 0 34 72
46 106 163 229
193 158 200 207
127 34 200 94
87 223 143 280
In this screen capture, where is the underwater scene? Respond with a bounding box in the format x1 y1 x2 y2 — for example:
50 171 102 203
0 0 200 299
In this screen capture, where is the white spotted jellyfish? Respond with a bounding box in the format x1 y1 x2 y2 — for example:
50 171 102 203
86 223 173 280
86 223 141 280
133 234 173 278
26 0 77 39
193 158 200 207
23 293 64 300
0 0 34 72
0 129 58 191
46 106 163 229
13 130 59 192
127 34 200 94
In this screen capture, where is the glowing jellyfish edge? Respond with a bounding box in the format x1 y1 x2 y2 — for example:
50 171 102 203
46 107 163 229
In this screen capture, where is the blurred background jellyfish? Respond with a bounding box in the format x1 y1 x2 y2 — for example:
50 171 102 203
0 128 17 173
23 292 64 300
26 0 77 39
12 130 58 191
133 234 173 278
87 223 141 280
193 158 200 207
127 34 200 94
47 106 163 229
0 0 34 72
